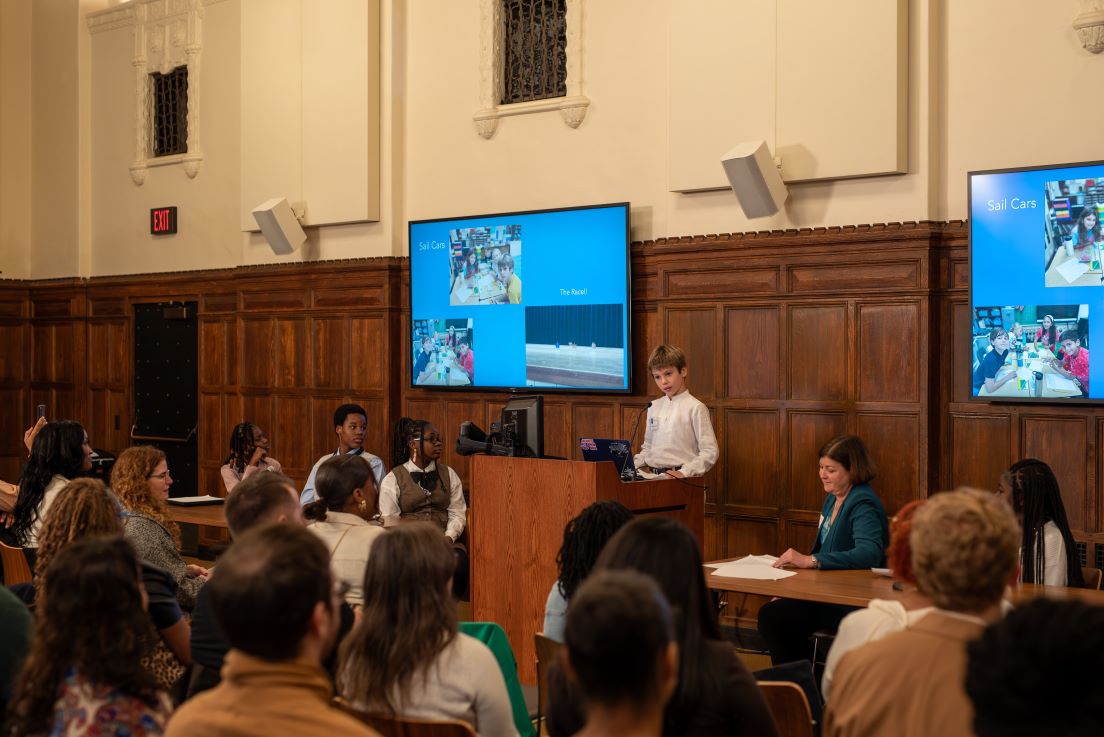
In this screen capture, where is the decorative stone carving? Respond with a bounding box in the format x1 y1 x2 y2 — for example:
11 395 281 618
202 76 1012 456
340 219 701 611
1074 1 1104 53
474 0 590 138
87 0 215 183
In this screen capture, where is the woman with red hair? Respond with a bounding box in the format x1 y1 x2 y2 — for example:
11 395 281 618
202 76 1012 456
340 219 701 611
820 500 932 699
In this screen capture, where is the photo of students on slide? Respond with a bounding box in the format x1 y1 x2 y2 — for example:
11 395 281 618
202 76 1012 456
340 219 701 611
524 304 625 389
447 225 522 305
411 318 475 387
1043 178 1104 287
971 304 1088 399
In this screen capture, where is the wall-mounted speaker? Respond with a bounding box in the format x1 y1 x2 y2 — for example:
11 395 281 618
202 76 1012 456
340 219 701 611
720 141 789 219
252 198 307 255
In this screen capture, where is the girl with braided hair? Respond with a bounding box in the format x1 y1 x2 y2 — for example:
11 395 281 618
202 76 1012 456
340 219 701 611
220 422 282 495
542 500 634 643
379 417 468 597
998 459 1084 587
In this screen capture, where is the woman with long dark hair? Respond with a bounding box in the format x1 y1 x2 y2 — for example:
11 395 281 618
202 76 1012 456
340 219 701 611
547 517 779 737
5 536 171 735
999 459 1084 587
543 500 634 642
113 446 209 610
9 420 93 549
337 523 517 737
220 422 282 494
379 417 468 596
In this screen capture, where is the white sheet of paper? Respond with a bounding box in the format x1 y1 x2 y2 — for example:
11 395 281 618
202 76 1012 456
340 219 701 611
1045 372 1081 394
167 495 224 506
1056 258 1090 283
454 285 472 302
707 555 797 581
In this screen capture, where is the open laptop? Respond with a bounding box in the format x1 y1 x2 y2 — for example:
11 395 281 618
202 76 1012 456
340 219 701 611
579 438 639 481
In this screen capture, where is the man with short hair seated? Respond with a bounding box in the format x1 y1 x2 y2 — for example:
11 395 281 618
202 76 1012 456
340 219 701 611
187 470 304 694
824 488 1019 737
166 523 379 737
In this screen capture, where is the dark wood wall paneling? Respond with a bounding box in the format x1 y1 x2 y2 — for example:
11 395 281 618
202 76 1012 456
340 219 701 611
4 221 1104 586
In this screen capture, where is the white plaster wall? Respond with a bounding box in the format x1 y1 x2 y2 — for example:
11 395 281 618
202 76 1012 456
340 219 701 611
404 0 936 244
0 0 32 279
941 0 1104 221
9 0 1104 277
30 0 80 279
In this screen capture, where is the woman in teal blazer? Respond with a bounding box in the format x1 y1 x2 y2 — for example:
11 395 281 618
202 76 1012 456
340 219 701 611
759 435 890 665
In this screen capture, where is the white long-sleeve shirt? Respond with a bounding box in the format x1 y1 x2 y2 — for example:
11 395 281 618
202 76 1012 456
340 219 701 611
632 390 718 477
379 459 467 541
347 634 519 737
300 449 385 505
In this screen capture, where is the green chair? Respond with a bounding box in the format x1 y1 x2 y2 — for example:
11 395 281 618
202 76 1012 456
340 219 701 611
459 621 537 737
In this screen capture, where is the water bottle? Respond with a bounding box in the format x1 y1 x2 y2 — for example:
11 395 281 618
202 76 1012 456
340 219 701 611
1032 371 1043 398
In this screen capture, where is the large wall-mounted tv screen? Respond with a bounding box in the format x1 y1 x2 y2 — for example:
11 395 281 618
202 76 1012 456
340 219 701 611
408 203 631 392
969 161 1101 402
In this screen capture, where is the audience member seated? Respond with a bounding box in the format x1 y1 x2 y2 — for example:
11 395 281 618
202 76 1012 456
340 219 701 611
0 417 46 514
547 517 779 737
220 422 282 494
7 420 93 551
0 585 32 718
379 417 468 598
561 570 678 737
821 500 931 699
7 537 172 735
113 446 210 610
188 470 305 695
34 478 192 680
337 523 517 737
305 454 386 608
759 434 889 666
301 403 386 505
543 500 634 643
166 524 379 737
965 598 1104 737
999 458 1084 587
824 488 1019 737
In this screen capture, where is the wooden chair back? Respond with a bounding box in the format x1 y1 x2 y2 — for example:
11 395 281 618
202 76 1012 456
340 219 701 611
1082 566 1103 590
0 540 32 586
758 680 815 737
335 700 477 737
534 633 563 736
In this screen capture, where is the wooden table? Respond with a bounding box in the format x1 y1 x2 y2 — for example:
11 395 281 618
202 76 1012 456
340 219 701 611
704 563 1104 608
166 503 228 529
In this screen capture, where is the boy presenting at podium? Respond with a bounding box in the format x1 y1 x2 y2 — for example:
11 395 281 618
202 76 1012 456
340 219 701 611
633 344 718 478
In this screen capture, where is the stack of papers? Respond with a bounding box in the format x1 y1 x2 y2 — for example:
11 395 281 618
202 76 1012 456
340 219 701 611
167 495 224 506
1045 373 1081 394
708 555 797 581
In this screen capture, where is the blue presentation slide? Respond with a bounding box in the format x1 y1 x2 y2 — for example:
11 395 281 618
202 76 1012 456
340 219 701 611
409 204 630 391
970 162 1103 400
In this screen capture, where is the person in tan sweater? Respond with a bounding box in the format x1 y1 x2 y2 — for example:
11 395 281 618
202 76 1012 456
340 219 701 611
824 489 1020 737
165 524 379 737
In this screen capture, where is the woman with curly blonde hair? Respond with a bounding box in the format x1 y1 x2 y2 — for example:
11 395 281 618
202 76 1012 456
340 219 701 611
113 446 209 610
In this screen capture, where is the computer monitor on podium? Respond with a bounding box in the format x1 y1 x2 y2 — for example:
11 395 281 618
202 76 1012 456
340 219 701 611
501 395 543 458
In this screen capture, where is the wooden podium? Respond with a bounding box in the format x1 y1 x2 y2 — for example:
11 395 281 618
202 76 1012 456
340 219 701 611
469 456 703 683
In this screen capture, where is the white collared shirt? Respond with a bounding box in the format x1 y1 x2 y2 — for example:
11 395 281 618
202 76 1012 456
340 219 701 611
378 459 466 541
632 390 718 477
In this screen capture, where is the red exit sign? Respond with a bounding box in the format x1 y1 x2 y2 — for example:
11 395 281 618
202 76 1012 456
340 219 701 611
150 206 178 235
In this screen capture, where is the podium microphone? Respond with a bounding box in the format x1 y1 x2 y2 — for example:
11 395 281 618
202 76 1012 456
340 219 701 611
620 405 649 481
